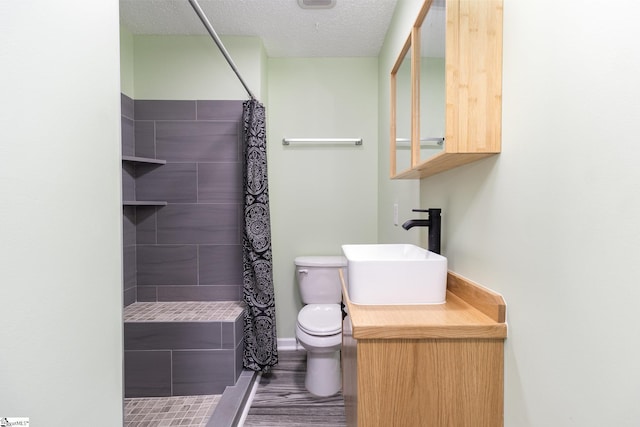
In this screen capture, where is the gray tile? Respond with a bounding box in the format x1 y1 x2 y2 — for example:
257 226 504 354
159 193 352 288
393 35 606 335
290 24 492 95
172 350 236 395
124 350 172 398
123 245 136 290
123 287 136 308
157 204 240 245
199 245 243 286
198 162 242 203
196 100 243 121
121 116 135 156
155 121 240 163
135 206 157 244
122 162 136 202
125 322 223 350
125 395 219 425
134 120 155 159
123 208 136 246
136 163 197 203
121 93 134 120
134 100 196 121
234 314 244 348
121 99 247 305
234 339 244 380
137 285 157 302
137 245 198 286
157 285 242 302
124 301 245 322
222 322 235 350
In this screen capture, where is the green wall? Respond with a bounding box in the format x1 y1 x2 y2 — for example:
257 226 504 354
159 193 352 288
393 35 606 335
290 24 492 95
126 34 266 100
120 26 134 97
267 57 379 337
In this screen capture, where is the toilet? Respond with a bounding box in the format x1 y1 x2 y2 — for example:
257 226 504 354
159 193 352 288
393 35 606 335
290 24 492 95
294 255 347 397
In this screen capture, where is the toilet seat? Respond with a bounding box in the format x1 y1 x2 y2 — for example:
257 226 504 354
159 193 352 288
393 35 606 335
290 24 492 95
297 304 342 336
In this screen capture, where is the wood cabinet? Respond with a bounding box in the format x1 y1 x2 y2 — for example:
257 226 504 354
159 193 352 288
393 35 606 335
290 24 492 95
391 0 504 179
341 271 507 426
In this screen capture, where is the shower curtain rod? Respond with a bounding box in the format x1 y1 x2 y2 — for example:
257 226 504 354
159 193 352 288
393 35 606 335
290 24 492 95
187 0 256 100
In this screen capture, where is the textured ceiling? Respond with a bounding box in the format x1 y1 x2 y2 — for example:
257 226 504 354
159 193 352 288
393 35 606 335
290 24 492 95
119 0 400 57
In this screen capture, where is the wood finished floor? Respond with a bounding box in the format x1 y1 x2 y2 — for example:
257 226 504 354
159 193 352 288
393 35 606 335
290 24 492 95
243 350 347 427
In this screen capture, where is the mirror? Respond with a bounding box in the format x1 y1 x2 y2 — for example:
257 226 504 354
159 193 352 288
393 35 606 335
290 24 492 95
391 0 446 178
391 0 502 179
416 0 446 165
390 35 413 176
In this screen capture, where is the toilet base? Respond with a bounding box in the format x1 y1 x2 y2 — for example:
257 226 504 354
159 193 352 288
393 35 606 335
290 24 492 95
305 350 341 397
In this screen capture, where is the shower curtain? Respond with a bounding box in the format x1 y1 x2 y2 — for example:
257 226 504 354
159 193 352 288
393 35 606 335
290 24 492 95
242 99 278 372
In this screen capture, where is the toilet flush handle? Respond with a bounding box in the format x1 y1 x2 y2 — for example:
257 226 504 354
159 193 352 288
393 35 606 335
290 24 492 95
298 269 309 274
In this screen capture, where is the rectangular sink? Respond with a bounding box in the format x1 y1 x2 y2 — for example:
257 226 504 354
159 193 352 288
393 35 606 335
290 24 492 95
341 244 447 305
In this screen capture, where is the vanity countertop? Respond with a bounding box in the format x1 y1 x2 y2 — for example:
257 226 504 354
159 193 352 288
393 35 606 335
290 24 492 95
341 270 507 340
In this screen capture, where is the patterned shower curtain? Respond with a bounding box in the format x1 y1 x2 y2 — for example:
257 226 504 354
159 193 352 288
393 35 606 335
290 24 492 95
241 99 278 372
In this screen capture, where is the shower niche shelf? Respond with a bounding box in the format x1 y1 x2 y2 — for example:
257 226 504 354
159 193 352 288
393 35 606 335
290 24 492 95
122 155 166 165
122 200 167 206
121 156 167 206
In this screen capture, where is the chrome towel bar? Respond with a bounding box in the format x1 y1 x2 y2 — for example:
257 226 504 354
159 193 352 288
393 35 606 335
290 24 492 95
282 138 363 146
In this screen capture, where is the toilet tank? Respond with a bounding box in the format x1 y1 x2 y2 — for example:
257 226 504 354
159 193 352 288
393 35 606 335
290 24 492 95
295 256 347 304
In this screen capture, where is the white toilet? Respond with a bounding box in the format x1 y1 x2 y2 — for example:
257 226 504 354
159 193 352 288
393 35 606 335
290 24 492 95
294 255 347 397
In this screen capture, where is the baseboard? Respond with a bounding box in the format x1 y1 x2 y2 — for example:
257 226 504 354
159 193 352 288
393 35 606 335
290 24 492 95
277 337 303 351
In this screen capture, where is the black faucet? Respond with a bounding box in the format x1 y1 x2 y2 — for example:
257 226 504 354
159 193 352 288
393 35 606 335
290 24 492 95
402 208 442 254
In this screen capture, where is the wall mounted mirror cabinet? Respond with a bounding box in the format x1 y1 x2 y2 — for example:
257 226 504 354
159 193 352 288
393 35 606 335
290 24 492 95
390 0 503 179
390 34 413 176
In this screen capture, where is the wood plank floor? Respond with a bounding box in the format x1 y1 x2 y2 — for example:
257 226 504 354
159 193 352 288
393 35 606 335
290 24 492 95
243 350 347 427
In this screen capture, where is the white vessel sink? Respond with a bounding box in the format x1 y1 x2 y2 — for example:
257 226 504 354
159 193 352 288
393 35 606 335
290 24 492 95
341 244 447 305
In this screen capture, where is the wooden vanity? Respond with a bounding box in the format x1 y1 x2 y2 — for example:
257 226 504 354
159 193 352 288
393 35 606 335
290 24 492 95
341 271 507 427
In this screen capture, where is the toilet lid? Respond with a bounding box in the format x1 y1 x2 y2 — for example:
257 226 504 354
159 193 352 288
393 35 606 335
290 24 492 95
294 256 347 268
297 304 342 336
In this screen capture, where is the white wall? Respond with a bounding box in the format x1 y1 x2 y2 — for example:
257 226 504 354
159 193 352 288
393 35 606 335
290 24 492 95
0 1 123 425
267 58 379 337
380 0 640 425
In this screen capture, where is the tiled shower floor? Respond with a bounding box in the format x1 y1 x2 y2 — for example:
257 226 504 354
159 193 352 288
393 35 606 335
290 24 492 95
124 395 220 426
124 301 245 322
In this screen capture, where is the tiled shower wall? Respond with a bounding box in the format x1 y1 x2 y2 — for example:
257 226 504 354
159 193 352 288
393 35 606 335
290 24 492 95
121 95 244 306
122 95 137 305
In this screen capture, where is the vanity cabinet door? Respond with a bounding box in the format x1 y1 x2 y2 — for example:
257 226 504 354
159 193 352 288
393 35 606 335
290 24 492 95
352 338 504 427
